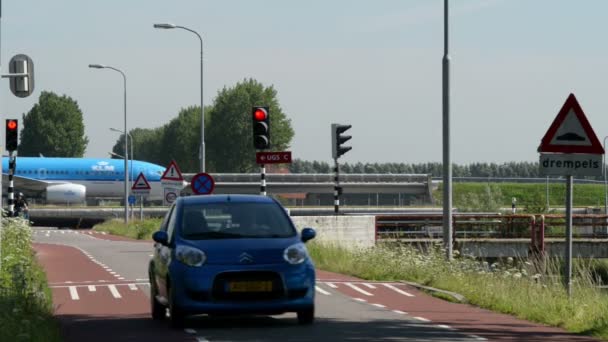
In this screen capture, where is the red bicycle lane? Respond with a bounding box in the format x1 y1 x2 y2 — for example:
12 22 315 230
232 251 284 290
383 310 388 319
315 270 600 342
33 243 194 342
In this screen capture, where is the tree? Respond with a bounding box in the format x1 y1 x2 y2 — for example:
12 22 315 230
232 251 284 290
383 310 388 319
18 91 88 157
111 127 165 165
206 79 294 172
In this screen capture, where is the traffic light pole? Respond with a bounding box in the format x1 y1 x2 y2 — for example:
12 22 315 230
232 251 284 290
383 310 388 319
7 151 15 216
334 158 340 214
260 163 266 196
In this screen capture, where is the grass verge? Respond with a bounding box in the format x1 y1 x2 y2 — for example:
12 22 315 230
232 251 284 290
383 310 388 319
0 218 62 342
308 241 608 340
93 218 162 240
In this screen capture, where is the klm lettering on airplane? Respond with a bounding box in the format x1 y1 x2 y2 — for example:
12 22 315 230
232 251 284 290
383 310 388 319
1 157 174 204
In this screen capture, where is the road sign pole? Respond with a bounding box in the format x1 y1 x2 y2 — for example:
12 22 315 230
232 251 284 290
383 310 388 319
140 195 143 221
565 175 573 297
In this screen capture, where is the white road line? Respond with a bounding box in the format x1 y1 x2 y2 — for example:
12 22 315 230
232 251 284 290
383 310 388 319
315 286 331 295
393 310 406 314
436 324 453 330
117 277 125 280
109 271 117 275
65 281 73 284
128 284 138 291
353 298 367 302
371 303 386 308
468 335 487 341
108 285 122 298
136 278 148 282
362 283 376 289
325 282 338 288
69 286 80 300
88 285 96 292
346 282 373 296
413 316 430 322
383 283 414 297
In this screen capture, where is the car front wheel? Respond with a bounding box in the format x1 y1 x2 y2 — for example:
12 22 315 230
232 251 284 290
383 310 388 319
297 306 314 325
169 285 185 329
149 271 165 320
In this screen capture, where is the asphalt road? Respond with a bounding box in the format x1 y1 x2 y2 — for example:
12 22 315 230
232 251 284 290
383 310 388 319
32 227 600 342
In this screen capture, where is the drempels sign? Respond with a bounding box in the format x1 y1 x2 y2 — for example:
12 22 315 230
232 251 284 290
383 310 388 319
539 154 602 176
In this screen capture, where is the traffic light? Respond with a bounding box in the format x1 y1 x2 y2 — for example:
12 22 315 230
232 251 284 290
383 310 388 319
5 119 18 151
252 106 270 150
331 123 352 159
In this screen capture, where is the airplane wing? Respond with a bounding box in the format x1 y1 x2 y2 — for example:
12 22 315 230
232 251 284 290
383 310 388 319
1 174 70 193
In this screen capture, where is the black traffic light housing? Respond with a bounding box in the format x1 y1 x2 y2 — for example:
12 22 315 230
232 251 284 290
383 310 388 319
252 106 270 150
6 119 18 151
331 123 352 159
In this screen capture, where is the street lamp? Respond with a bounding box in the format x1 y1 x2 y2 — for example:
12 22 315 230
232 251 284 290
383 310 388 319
110 127 133 187
153 23 205 172
89 64 129 225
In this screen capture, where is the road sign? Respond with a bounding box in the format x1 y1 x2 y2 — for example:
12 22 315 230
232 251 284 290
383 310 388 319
128 195 136 205
163 187 179 206
256 151 292 164
131 172 152 195
538 93 604 154
161 160 184 187
540 154 602 176
190 173 215 195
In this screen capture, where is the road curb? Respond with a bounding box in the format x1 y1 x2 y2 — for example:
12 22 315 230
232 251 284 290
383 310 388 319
399 280 467 303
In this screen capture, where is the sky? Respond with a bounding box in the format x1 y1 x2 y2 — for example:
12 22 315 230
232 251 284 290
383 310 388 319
1 0 608 165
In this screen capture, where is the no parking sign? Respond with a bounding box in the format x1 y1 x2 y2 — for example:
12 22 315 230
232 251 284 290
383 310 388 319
190 173 215 195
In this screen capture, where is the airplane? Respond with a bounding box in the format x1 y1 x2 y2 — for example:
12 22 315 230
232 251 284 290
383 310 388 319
1 156 175 204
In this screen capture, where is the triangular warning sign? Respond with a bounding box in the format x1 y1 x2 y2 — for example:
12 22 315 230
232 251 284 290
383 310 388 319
132 172 151 190
160 160 184 181
538 93 604 154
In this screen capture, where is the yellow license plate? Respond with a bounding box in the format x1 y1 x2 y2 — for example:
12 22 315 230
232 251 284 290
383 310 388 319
228 281 273 292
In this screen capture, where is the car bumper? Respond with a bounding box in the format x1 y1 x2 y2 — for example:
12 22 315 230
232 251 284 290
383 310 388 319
169 261 315 315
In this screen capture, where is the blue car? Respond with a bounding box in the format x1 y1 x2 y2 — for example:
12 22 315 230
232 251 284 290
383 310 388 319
149 194 317 328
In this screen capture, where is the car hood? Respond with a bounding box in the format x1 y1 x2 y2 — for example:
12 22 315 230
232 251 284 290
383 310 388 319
182 236 300 265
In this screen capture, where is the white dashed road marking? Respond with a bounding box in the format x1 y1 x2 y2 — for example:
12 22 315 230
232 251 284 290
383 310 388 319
362 283 376 289
69 286 79 300
325 282 338 288
88 285 96 292
128 284 138 291
413 317 430 322
108 285 122 299
346 282 373 296
383 283 414 297
315 286 331 295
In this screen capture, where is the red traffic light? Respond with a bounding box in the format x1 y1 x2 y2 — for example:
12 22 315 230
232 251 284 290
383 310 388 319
6 120 17 130
253 108 268 121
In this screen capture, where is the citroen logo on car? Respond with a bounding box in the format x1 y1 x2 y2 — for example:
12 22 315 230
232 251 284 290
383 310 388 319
239 252 253 264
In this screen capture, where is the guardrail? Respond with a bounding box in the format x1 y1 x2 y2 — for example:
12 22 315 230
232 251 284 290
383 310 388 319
375 214 608 257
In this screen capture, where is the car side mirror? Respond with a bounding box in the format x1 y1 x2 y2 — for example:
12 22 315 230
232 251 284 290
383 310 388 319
152 231 169 245
301 228 316 243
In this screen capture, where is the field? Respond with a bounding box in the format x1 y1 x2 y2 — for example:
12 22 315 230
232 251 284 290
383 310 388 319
437 182 606 211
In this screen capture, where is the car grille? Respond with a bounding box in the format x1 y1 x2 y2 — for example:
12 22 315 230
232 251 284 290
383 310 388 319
212 271 285 301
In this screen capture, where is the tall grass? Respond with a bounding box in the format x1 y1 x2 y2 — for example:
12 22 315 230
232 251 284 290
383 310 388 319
308 242 608 339
0 218 61 342
93 218 162 240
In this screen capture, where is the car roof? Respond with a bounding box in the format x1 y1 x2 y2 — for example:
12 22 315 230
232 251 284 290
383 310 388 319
178 194 276 205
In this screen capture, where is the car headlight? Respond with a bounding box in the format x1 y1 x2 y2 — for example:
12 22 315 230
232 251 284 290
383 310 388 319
175 245 206 267
283 243 308 265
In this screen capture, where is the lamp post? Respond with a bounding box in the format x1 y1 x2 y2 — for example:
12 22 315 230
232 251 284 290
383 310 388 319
89 64 129 225
153 23 205 172
110 128 133 187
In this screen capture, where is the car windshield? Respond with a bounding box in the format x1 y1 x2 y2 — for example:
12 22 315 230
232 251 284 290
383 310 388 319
180 201 296 240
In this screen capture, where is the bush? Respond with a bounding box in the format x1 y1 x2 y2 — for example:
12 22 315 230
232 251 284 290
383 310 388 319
0 218 61 341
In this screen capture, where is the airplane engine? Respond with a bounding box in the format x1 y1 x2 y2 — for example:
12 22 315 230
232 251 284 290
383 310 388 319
46 184 86 204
